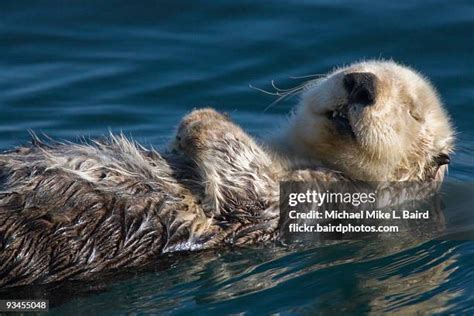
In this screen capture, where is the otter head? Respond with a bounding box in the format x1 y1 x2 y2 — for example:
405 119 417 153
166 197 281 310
287 60 454 182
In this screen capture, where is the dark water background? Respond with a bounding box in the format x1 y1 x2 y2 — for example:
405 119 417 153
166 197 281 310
1 0 473 314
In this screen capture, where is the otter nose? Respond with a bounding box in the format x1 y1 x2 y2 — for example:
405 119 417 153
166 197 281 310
343 72 377 106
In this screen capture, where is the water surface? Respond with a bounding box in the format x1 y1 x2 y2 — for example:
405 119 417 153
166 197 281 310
1 0 473 314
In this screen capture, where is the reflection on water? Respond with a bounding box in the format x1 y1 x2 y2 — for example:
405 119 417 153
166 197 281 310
2 181 472 314
1 0 473 314
31 240 469 315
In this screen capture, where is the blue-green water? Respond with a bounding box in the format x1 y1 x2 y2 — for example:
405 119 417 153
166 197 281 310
1 0 473 314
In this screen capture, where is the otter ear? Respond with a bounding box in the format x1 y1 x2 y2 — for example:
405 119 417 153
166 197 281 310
434 153 450 166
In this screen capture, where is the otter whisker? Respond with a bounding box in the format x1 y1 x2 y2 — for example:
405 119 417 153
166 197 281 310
250 83 306 113
289 73 325 79
251 76 321 113
250 79 308 97
271 80 302 93
248 84 281 96
262 87 305 113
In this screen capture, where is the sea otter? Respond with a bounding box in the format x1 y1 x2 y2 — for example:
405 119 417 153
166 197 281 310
0 60 454 287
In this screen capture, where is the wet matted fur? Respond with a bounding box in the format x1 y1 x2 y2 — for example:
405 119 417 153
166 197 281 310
0 117 287 287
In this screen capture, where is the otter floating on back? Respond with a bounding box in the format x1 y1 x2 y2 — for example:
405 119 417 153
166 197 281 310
0 61 454 287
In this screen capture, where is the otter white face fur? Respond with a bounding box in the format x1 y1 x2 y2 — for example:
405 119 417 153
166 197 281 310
280 60 454 182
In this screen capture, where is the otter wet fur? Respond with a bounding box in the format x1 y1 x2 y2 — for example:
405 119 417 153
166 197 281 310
0 60 454 288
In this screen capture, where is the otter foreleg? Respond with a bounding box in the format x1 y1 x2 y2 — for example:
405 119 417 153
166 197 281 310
172 108 280 244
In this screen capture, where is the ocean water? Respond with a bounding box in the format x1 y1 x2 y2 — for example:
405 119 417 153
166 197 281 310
1 0 473 314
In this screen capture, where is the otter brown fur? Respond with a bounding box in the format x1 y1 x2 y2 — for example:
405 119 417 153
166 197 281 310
0 61 454 288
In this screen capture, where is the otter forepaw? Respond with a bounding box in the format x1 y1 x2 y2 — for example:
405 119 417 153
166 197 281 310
172 108 230 156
